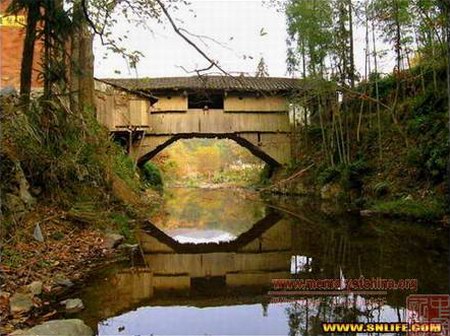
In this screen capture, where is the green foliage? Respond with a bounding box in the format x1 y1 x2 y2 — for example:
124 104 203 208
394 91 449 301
373 181 390 197
50 231 65 241
285 0 333 76
1 97 143 208
370 73 396 100
258 164 273 186
341 159 370 190
317 166 340 185
1 247 24 268
305 125 323 140
372 198 446 221
110 213 133 241
370 0 413 50
113 151 140 192
405 88 449 183
317 158 369 190
141 162 163 191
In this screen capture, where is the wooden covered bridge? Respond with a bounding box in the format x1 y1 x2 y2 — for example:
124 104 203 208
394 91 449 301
94 76 303 167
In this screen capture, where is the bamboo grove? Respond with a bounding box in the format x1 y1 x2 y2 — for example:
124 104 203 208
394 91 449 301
285 0 450 178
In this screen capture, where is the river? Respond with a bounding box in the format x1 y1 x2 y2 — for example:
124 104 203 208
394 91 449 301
74 187 449 335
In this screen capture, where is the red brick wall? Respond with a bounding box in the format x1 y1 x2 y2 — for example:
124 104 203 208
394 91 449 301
0 0 43 90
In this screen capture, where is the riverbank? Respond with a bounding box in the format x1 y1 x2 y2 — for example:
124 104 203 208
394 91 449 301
0 201 146 334
274 60 449 225
265 166 448 224
0 95 163 333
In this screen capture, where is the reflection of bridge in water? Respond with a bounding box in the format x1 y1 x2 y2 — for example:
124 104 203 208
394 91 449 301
138 211 300 290
78 211 305 325
77 206 449 331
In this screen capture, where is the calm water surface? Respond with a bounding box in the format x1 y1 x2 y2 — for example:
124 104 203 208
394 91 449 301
75 188 449 335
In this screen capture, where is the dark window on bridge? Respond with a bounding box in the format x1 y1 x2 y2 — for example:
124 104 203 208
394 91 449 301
188 93 224 109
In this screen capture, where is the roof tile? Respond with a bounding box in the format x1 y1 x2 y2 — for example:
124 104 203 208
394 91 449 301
98 76 302 94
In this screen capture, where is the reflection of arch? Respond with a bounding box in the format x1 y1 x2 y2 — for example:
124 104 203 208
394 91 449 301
140 211 283 253
137 133 282 169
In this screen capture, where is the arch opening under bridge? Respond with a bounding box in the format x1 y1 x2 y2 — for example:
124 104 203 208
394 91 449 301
136 133 282 169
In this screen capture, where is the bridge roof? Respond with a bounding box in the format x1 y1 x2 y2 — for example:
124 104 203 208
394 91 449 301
98 75 302 94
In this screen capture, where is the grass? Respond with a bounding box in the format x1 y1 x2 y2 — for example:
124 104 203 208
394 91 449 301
1 93 151 244
110 213 134 242
371 198 446 221
1 247 25 268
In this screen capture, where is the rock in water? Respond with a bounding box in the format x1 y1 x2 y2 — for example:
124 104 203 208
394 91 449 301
61 298 84 313
9 293 33 314
33 223 44 242
10 319 93 336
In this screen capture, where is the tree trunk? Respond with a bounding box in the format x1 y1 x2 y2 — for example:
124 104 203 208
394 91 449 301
348 0 355 89
70 1 81 112
79 26 95 112
20 1 40 105
371 16 382 161
71 0 95 114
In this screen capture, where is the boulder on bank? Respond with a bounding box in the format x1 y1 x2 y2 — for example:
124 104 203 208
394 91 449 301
103 233 125 249
10 319 93 336
26 281 43 296
9 293 33 315
320 182 343 200
53 275 74 288
61 298 84 313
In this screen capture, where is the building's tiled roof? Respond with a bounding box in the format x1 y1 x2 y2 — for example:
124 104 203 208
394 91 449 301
97 76 303 94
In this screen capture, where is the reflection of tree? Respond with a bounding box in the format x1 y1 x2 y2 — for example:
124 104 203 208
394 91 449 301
151 138 264 185
286 301 304 336
151 188 266 235
285 296 386 336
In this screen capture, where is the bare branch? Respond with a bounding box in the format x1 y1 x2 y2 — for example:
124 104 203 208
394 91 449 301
153 0 232 77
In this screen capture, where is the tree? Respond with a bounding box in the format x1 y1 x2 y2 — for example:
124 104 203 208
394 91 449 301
371 0 414 112
286 0 333 77
331 0 356 88
255 57 269 77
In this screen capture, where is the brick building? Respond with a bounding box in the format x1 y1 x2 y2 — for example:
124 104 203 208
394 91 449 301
0 0 43 90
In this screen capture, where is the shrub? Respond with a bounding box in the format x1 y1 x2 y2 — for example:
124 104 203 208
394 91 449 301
140 162 163 190
258 164 273 186
373 181 390 197
1 96 143 211
317 166 340 185
110 213 132 241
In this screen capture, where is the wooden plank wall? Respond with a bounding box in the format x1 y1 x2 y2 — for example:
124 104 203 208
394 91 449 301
94 81 150 129
224 95 287 112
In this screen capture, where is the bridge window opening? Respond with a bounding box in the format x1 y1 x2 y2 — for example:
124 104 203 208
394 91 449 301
151 138 266 188
188 92 224 109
